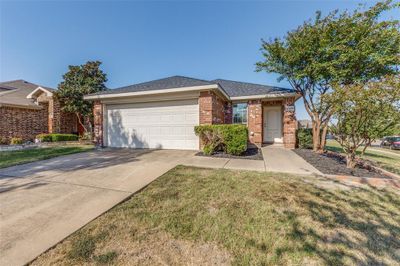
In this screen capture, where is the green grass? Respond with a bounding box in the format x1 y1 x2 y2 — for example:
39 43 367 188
325 140 400 175
32 166 400 266
0 145 94 168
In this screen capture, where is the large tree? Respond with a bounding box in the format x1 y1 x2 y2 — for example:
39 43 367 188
56 61 107 134
328 76 400 168
256 0 400 152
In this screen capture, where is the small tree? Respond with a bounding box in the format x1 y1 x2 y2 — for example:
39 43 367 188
328 76 400 168
56 61 107 134
256 0 400 152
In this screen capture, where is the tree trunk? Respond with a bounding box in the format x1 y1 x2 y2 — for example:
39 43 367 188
361 139 371 157
346 152 357 168
76 113 87 134
320 124 328 151
312 118 322 152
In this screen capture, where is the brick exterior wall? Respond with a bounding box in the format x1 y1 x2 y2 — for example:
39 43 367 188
224 102 232 124
0 94 77 142
283 97 297 149
0 105 48 141
199 91 227 125
60 110 78 134
247 100 263 146
93 101 104 146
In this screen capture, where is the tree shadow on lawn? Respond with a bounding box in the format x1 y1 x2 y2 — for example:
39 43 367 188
278 184 400 265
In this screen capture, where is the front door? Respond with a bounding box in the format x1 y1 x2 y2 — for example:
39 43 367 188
263 106 283 143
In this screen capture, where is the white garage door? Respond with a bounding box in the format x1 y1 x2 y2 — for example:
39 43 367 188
106 99 199 150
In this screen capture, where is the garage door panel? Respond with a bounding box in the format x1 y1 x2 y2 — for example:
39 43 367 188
106 99 199 150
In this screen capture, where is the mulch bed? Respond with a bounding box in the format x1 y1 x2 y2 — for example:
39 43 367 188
293 148 390 179
196 147 263 160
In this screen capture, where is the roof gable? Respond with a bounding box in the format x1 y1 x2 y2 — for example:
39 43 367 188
0 80 54 108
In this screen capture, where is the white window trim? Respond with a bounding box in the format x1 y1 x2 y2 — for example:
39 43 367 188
232 102 248 126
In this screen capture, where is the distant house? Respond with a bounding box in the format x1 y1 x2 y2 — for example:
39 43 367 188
0 80 77 141
298 119 312 129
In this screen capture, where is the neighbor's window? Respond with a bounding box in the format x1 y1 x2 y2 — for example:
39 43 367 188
232 103 248 124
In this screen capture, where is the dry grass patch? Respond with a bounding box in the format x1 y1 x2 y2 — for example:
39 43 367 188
32 166 400 265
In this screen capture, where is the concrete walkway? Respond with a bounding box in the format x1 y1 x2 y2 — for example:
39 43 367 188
261 145 322 175
183 145 322 175
0 149 195 266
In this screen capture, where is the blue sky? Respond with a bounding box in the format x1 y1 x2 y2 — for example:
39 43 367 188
1 0 397 119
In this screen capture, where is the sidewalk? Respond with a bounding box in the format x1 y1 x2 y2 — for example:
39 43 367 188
261 145 322 175
182 145 322 176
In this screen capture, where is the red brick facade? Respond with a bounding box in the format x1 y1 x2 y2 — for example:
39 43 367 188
199 91 227 125
0 95 77 141
224 102 232 124
283 97 297 149
92 90 298 149
93 101 104 146
248 100 263 145
0 105 49 141
197 91 297 148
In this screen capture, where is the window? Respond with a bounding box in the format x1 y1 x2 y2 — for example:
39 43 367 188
232 103 248 124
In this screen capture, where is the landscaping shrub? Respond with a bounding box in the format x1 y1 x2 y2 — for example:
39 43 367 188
36 133 53 142
0 137 9 145
10 137 23 145
195 124 248 155
36 133 78 142
296 128 313 149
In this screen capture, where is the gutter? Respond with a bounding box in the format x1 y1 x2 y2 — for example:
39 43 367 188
230 92 299 101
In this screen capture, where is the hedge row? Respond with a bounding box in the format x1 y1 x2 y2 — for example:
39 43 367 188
296 128 313 149
194 124 248 155
36 133 79 142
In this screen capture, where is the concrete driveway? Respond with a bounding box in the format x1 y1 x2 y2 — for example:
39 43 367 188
0 149 195 266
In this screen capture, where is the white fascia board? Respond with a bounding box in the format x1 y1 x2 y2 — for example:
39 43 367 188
84 84 224 100
26 86 53 99
230 93 298 101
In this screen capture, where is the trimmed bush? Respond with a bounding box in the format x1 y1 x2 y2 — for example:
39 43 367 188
36 133 79 142
0 137 9 145
36 133 53 142
296 128 313 149
195 124 248 155
10 137 23 145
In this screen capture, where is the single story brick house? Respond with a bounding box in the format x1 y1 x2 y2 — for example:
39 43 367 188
0 80 77 141
84 76 299 150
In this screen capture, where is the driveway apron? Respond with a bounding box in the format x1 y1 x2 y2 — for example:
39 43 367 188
0 149 194 266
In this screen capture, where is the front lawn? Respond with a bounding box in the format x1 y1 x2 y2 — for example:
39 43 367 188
32 166 400 265
0 145 94 169
325 140 400 175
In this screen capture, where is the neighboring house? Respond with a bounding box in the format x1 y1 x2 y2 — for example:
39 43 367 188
0 80 77 141
84 76 299 150
298 119 312 129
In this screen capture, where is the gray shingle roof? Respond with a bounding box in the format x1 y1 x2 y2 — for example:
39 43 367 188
0 80 54 108
86 75 295 98
212 79 294 97
91 76 215 96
